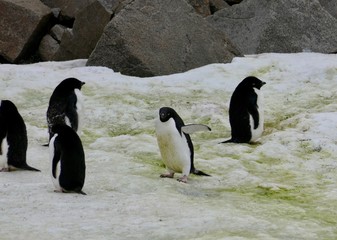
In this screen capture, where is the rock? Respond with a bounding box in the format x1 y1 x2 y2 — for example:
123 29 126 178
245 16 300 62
188 0 211 16
188 0 229 16
209 0 337 54
39 35 60 61
210 0 229 14
224 0 243 6
87 0 241 77
52 0 113 61
0 0 52 63
319 0 337 19
38 25 66 61
40 0 94 20
49 24 67 42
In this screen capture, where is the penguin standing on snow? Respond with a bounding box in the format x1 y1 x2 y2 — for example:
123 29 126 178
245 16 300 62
46 78 85 142
49 124 86 195
222 76 266 143
155 107 211 183
0 100 40 171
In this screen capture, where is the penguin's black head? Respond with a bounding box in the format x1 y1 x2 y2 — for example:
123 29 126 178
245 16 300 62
51 124 72 135
240 76 266 90
159 107 177 122
0 100 19 115
59 78 85 91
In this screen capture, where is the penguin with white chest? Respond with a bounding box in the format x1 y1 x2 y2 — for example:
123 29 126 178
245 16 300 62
222 76 266 143
155 107 211 183
0 100 40 171
49 124 86 195
47 78 85 142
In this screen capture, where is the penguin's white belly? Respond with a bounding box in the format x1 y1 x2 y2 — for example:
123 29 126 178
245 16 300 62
49 134 62 191
250 89 264 142
0 137 8 169
74 89 84 135
155 119 190 174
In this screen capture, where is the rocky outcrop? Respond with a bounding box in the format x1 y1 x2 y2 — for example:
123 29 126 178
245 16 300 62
209 0 337 54
39 25 66 60
38 0 125 61
188 0 229 16
1 0 337 74
224 0 243 6
51 0 113 61
0 0 52 63
319 0 337 19
87 0 241 77
40 0 94 21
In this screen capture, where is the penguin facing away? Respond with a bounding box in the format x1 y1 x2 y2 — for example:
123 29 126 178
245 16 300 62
0 100 40 172
49 124 86 195
47 78 85 142
155 107 211 183
222 76 266 144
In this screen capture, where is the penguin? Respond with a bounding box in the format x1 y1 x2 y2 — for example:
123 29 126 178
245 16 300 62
155 107 211 183
49 124 86 195
222 76 266 143
0 100 40 172
46 77 85 143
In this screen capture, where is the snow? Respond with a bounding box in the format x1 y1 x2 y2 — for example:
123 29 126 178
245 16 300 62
0 52 337 239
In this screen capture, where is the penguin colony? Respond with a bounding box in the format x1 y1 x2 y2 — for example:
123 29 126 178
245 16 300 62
0 75 265 191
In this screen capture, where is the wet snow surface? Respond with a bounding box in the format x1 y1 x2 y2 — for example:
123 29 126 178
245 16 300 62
0 53 336 239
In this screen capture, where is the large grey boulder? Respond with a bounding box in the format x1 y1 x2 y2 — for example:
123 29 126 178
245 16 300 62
188 0 229 16
87 0 241 77
39 25 66 61
0 0 52 63
209 0 337 54
51 0 113 60
40 0 94 20
224 0 243 5
319 0 337 19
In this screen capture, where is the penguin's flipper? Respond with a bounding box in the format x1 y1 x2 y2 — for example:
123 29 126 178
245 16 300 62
181 124 211 134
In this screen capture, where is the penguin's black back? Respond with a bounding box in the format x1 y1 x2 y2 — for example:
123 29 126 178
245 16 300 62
0 102 8 154
227 76 264 143
52 124 85 193
0 100 39 171
47 78 84 140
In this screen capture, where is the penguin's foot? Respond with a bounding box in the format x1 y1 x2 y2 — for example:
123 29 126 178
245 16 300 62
177 175 188 183
160 172 174 178
0 167 10 172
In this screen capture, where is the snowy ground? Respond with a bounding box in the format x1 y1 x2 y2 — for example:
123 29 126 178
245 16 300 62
0 53 336 239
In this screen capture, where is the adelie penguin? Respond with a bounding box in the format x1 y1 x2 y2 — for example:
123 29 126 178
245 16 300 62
222 76 266 144
0 100 40 172
49 124 86 195
155 107 211 183
46 78 85 143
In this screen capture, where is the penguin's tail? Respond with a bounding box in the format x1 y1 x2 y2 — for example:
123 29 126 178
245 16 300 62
192 169 211 177
219 138 233 144
76 190 87 195
22 164 40 172
62 188 87 195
